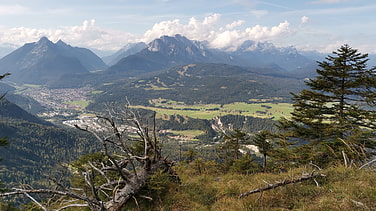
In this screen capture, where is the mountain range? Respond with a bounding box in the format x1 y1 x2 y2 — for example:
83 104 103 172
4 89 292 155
102 42 147 66
106 34 316 77
0 37 107 85
0 34 321 87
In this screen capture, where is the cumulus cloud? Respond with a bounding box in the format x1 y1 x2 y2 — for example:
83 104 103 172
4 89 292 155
142 14 291 51
142 13 221 43
0 14 294 52
301 16 309 24
0 20 136 51
226 20 245 29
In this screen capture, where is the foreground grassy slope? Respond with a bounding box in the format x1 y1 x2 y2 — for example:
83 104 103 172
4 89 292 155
8 164 374 211
141 164 376 210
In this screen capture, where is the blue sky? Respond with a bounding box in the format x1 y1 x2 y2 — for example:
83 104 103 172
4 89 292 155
0 0 375 55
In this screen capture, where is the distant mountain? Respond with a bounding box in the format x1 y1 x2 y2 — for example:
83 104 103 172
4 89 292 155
0 82 46 114
5 94 46 115
299 50 326 62
102 42 147 66
0 43 17 59
89 63 306 111
55 40 107 71
107 34 232 76
230 41 315 71
0 37 107 85
0 98 51 126
107 34 315 77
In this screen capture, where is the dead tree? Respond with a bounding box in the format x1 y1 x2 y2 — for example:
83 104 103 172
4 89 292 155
0 104 178 211
239 171 326 198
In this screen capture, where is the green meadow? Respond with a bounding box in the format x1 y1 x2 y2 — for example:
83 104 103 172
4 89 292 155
132 99 293 120
67 100 90 109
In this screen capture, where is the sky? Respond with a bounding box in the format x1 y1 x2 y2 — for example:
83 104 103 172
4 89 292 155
0 0 375 55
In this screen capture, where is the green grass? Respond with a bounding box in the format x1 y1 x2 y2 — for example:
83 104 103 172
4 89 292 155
22 84 41 88
133 99 293 120
143 84 172 90
149 164 376 210
167 130 205 138
67 100 90 109
91 90 104 94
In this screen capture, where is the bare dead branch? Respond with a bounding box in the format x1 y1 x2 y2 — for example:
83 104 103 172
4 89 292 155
88 161 112 186
359 158 376 169
19 189 48 211
56 204 89 211
239 172 326 198
309 161 322 170
84 170 102 205
0 188 98 205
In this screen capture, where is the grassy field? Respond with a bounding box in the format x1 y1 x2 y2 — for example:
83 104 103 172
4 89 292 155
162 129 205 141
67 100 90 109
91 90 104 94
132 99 293 120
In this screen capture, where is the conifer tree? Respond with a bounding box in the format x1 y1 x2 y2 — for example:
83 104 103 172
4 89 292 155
252 130 273 170
217 129 249 170
279 45 376 163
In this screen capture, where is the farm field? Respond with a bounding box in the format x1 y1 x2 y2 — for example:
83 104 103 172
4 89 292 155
131 99 293 120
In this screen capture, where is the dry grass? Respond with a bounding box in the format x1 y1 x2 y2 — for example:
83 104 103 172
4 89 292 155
152 164 376 211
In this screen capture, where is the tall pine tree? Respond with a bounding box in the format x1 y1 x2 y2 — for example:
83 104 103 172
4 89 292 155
279 45 376 164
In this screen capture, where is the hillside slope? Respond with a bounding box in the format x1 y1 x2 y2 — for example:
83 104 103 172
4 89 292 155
0 37 107 85
89 63 306 111
0 98 99 187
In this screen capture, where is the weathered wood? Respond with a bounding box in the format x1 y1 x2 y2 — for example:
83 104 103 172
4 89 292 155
0 108 177 211
239 172 326 198
359 158 376 169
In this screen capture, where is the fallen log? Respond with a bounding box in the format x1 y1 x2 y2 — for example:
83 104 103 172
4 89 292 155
239 172 326 198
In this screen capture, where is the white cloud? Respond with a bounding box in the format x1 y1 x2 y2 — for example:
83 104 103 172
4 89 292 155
0 20 136 51
301 16 309 24
142 14 221 44
245 21 291 40
226 20 245 29
142 15 292 51
321 41 343 52
0 15 293 52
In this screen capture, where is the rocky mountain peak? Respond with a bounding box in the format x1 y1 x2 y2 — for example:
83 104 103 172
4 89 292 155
0 37 107 85
31 37 55 56
56 39 69 47
36 36 53 45
147 34 207 57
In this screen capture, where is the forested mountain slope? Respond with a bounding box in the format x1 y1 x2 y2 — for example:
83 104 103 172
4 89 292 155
0 98 99 188
89 63 306 111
